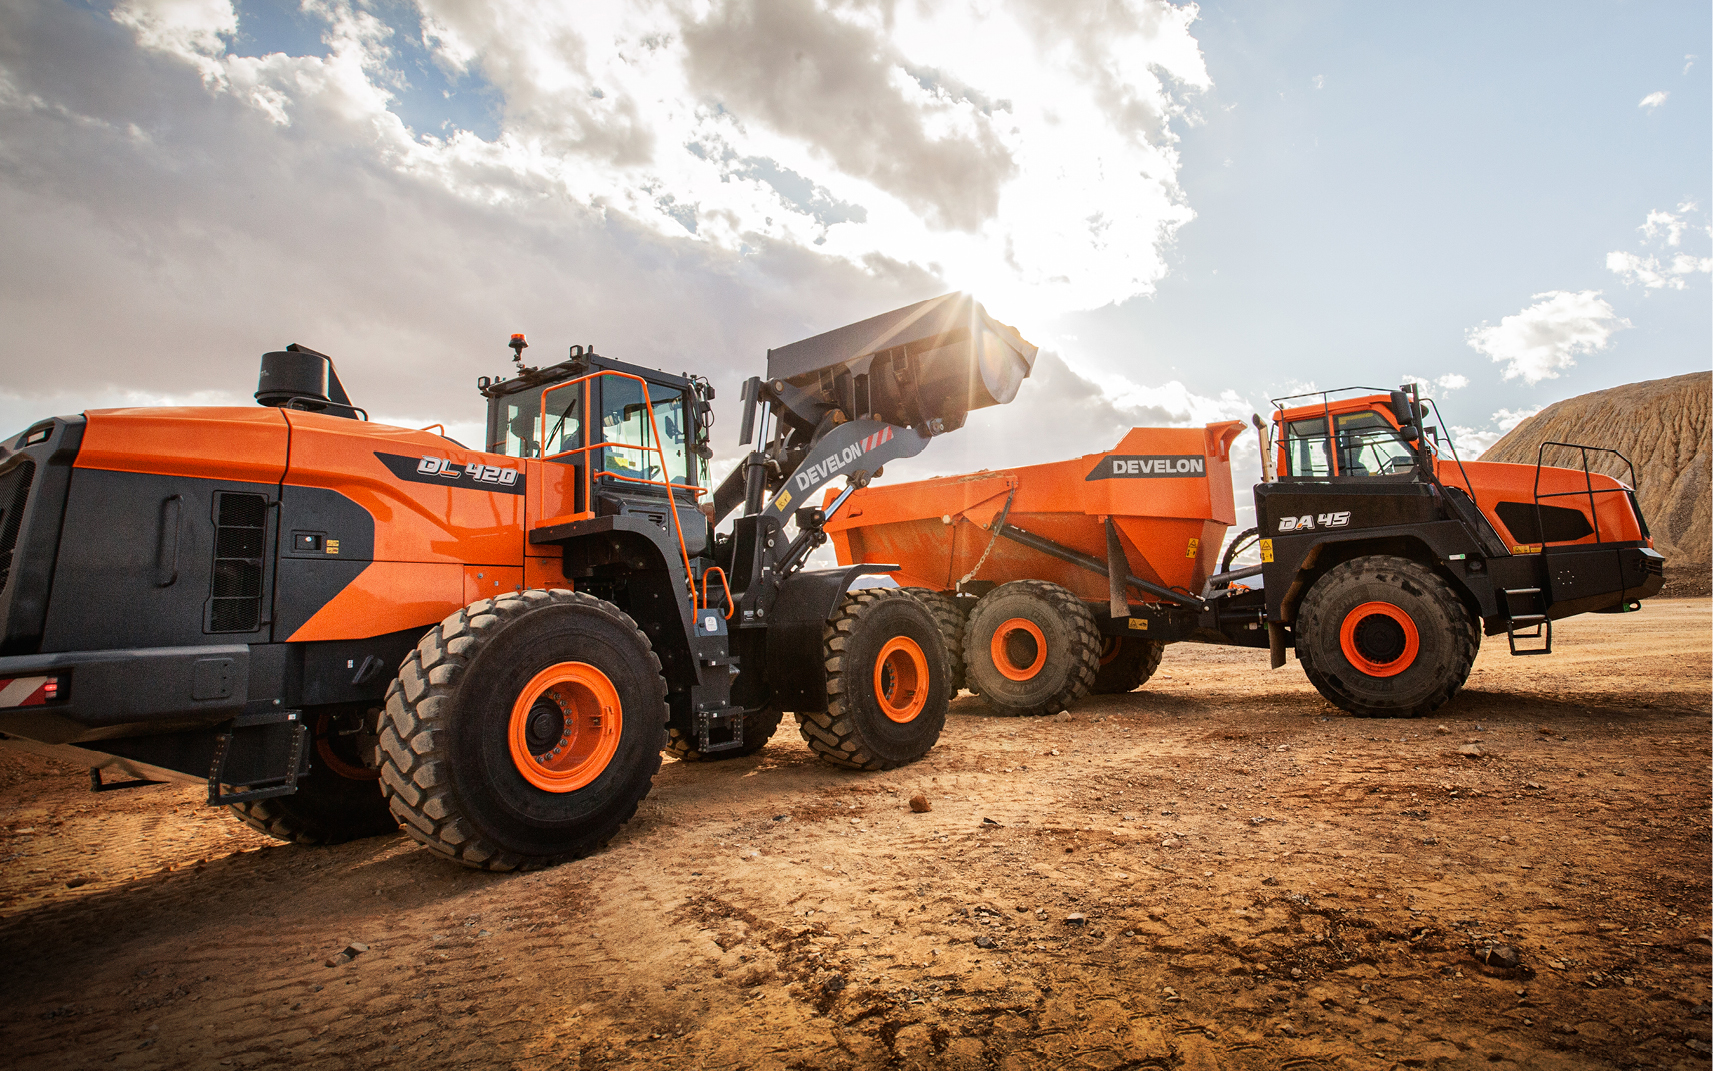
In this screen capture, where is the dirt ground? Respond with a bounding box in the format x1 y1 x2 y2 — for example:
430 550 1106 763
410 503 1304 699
1 599 1708 1071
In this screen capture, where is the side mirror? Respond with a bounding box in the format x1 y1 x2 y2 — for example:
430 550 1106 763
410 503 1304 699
1401 426 1420 443
1388 389 1416 429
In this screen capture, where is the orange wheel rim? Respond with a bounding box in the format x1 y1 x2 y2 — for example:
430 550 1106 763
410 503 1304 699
508 662 623 792
1099 637 1122 667
1338 601 1420 678
991 617 1047 681
314 713 379 781
874 636 930 724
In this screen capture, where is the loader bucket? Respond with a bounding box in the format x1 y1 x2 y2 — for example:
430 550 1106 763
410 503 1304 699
765 292 1037 434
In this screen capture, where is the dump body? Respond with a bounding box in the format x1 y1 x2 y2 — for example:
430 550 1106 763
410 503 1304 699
827 422 1245 601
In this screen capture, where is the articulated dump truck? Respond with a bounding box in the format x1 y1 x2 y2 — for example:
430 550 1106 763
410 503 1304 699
0 292 1035 870
829 384 1666 720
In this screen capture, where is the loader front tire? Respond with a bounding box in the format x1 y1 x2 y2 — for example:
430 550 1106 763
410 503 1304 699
1090 636 1165 695
900 587 968 691
665 704 783 761
229 707 398 845
796 588 950 771
378 589 667 871
1295 555 1479 719
963 581 1101 716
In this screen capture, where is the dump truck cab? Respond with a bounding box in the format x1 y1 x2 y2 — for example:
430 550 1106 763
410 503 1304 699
1243 385 1665 718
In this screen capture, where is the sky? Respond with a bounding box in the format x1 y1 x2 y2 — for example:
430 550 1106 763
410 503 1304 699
0 0 1707 546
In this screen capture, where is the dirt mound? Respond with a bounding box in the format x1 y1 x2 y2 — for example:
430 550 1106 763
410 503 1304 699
1481 371 1710 596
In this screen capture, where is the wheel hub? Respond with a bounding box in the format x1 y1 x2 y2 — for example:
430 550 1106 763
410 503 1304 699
508 662 623 793
1338 601 1421 678
991 617 1047 681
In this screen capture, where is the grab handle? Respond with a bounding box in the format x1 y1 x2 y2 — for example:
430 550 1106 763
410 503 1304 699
155 494 184 588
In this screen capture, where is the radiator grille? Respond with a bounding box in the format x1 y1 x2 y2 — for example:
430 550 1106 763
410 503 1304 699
209 491 267 633
0 459 37 598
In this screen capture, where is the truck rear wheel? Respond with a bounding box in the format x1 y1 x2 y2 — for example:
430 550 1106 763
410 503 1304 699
665 705 783 761
1090 636 1165 694
900 587 968 691
229 708 398 845
377 589 667 870
1296 555 1479 719
795 588 950 770
963 580 1101 716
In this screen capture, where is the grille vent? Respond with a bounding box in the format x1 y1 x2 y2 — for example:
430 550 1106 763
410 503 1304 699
208 492 267 633
0 459 37 597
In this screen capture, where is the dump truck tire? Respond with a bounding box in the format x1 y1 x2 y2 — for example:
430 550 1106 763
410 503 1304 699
900 587 968 691
377 589 667 871
963 580 1101 716
1090 637 1165 695
665 705 784 761
796 588 950 771
229 709 398 845
1296 555 1479 719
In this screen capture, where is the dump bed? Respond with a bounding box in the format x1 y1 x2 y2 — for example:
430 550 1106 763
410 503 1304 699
826 422 1245 602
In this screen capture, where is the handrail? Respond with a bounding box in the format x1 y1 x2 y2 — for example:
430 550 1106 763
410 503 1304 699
1530 441 1641 549
701 566 733 620
539 370 699 610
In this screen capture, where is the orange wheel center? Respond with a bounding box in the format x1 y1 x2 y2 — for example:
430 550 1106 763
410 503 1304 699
1338 601 1420 677
1099 637 1122 667
508 662 623 793
992 618 1047 681
874 636 930 724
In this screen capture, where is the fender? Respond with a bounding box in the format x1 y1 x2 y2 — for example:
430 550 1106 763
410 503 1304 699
761 566 900 713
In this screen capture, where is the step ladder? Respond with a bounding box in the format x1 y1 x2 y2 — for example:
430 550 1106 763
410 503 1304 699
1502 587 1552 656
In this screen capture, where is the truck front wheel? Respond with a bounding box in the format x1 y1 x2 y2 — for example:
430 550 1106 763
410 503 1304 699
1295 555 1478 719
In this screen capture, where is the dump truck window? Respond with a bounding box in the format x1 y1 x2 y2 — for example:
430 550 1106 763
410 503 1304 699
1284 418 1333 477
599 378 688 486
1335 410 1414 475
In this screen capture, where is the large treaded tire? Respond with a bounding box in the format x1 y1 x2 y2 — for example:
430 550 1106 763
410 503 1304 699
665 705 784 761
1295 555 1479 719
900 587 968 691
229 709 398 845
1090 636 1165 695
963 580 1101 716
377 589 667 871
795 588 951 771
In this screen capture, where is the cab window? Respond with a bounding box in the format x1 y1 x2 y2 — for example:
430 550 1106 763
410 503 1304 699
490 386 582 460
1336 410 1415 475
598 377 689 486
1282 417 1333 477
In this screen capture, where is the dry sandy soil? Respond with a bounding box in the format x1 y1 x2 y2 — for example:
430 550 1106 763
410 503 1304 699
1 599 1708 1071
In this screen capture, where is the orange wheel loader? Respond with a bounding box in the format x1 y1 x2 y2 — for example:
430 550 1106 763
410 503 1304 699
829 382 1666 720
0 292 1036 870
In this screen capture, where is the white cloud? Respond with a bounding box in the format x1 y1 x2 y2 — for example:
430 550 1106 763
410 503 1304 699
1451 405 1545 460
102 0 1213 324
1638 90 1669 110
1402 372 1469 394
1607 203 1713 289
1465 291 1628 385
1312 74 1324 89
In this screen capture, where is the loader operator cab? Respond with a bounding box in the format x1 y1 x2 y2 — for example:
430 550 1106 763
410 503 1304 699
478 345 713 555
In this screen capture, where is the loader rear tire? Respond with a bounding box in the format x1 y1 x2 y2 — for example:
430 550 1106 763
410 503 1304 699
229 708 398 845
1090 636 1165 695
796 588 950 771
963 581 1101 716
377 589 667 871
665 705 784 761
1295 555 1479 719
900 587 968 691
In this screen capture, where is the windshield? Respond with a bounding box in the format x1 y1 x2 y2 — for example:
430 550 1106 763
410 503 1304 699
489 385 581 460
1335 410 1416 475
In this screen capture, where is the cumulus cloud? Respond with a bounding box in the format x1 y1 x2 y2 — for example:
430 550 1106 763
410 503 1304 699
1606 202 1713 290
96 0 1210 320
0 0 1214 438
1401 372 1469 394
1459 405 1544 459
1465 291 1628 386
1638 90 1668 110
